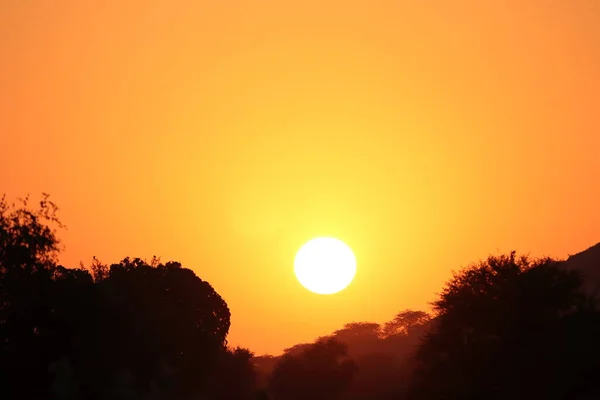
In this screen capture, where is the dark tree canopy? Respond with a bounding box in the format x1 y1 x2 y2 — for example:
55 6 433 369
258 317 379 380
381 310 431 338
0 193 63 272
253 310 433 400
410 252 600 400
0 195 256 400
70 257 233 399
0 194 72 399
268 337 356 400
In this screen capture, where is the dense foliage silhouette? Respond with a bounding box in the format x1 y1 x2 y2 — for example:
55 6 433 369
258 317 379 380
409 252 600 399
2 193 600 400
0 195 257 400
268 337 356 400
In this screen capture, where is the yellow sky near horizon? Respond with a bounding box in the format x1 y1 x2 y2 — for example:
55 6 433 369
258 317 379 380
2 0 599 355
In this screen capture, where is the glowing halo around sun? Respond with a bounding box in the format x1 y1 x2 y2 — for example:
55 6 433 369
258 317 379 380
294 237 357 295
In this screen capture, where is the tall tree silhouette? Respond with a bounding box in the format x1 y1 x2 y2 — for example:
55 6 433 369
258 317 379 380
0 194 257 400
71 257 232 399
0 194 81 399
409 252 600 399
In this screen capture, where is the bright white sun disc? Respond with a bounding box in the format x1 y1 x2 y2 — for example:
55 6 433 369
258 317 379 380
294 237 357 295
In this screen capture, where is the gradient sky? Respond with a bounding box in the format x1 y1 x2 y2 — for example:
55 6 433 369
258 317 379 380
2 1 599 355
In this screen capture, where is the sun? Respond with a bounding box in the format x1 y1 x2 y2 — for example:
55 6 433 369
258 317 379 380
294 237 357 295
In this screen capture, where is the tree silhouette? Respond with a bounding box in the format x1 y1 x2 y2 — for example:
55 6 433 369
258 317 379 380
204 346 259 400
0 194 80 399
409 252 600 399
331 322 382 356
0 194 256 400
253 355 279 391
268 337 356 400
255 311 433 400
69 257 232 399
324 314 431 399
381 310 431 338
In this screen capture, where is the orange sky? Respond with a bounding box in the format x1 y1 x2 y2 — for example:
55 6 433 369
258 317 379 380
2 1 599 355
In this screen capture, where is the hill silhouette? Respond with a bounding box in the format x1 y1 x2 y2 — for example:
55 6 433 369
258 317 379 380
560 242 600 298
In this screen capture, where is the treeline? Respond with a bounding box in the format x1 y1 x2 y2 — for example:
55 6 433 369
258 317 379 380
257 252 600 399
255 310 431 400
2 195 600 400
